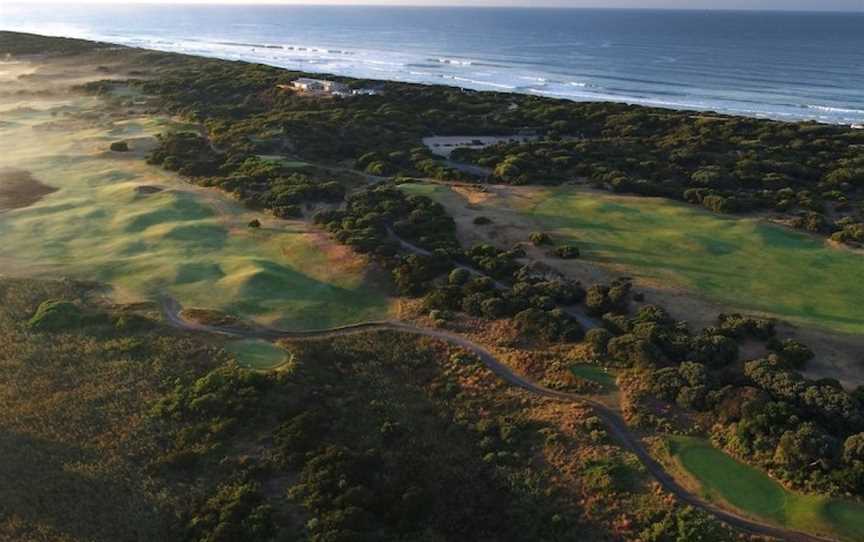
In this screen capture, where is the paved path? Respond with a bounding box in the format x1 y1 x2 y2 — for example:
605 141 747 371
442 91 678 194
160 296 837 542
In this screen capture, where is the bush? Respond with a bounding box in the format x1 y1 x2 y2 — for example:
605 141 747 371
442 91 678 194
550 245 580 259
768 338 814 369
248 219 261 228
448 268 471 286
529 232 552 246
607 334 661 367
28 300 83 331
473 216 492 225
585 328 613 355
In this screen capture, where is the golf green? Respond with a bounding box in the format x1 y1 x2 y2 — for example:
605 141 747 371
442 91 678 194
570 364 617 390
224 339 288 370
669 437 864 541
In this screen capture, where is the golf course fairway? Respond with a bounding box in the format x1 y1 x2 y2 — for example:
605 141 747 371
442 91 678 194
0 89 391 330
401 183 864 335
669 437 864 541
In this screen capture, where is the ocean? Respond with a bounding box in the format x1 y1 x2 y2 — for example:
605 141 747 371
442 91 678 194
1 4 863 125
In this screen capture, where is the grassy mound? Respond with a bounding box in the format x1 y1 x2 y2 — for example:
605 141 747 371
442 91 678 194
669 437 864 541
0 98 391 330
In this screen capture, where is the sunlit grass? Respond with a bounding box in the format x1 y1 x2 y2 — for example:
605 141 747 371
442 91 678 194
524 187 864 333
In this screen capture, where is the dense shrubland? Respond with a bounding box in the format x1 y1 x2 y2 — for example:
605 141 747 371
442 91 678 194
125 47 864 502
0 276 741 542
604 305 864 497
107 43 864 247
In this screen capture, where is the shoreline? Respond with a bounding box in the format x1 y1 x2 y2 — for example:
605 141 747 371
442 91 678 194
1 14 861 127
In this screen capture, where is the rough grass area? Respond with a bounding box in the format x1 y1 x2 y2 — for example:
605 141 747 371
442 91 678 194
0 90 391 330
223 339 287 370
668 437 864 541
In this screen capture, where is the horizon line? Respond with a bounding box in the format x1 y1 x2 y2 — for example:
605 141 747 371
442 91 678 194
8 2 864 12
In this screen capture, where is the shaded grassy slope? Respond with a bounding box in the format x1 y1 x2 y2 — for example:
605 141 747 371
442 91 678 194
669 437 864 542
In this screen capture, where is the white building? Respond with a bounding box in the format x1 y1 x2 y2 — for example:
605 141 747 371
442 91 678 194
289 78 349 95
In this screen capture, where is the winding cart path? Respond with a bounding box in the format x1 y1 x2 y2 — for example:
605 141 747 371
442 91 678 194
160 296 836 542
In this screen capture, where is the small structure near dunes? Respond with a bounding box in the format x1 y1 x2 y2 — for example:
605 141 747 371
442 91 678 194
278 78 381 97
284 78 349 96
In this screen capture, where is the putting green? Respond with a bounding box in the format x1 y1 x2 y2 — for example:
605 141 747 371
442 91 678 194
402 183 864 334
224 339 288 370
570 364 617 390
669 437 864 541
0 91 391 330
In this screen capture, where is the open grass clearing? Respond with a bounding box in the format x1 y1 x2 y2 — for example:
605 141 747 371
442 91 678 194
0 87 392 330
668 436 864 541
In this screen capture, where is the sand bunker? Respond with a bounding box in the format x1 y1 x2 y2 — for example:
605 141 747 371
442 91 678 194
0 169 56 211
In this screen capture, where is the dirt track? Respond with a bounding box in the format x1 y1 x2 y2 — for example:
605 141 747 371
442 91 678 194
160 296 837 542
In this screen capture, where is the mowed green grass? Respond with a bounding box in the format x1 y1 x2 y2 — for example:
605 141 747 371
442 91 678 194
570 364 617 390
669 437 864 541
525 187 864 333
0 95 391 330
224 339 288 370
402 182 864 334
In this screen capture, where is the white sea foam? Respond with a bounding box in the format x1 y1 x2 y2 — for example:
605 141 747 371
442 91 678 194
806 105 864 115
435 58 474 66
4 8 862 126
